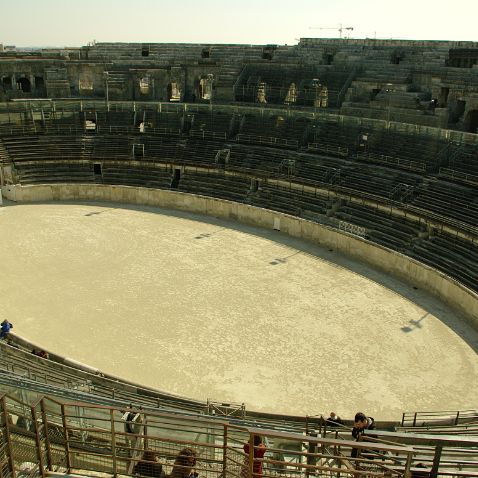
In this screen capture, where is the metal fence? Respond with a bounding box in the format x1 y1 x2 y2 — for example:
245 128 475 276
0 392 418 478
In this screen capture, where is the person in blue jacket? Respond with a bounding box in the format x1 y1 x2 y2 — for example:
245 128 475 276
0 320 13 339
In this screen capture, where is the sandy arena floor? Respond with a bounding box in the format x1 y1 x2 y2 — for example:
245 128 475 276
1 201 477 419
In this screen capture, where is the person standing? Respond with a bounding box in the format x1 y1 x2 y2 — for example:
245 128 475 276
0 320 13 340
241 435 266 478
351 412 375 458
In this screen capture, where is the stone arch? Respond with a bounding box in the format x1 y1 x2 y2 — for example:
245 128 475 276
284 82 297 105
198 75 213 100
167 82 181 102
139 77 150 95
256 82 267 104
16 77 31 93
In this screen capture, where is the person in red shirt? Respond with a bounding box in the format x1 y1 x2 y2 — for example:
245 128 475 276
242 435 266 478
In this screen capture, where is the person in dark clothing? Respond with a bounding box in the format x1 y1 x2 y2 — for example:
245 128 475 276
351 412 375 458
170 448 197 478
411 462 430 478
133 449 165 477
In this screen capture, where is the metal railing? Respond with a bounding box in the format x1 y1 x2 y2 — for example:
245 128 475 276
236 134 298 148
401 409 478 427
439 167 478 185
0 391 417 478
356 151 427 173
307 142 349 157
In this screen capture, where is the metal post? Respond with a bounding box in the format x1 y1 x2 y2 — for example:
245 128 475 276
110 409 117 477
143 414 148 450
222 424 228 478
306 432 317 478
40 399 53 471
30 404 46 478
2 396 16 478
248 433 255 478
404 450 412 478
61 404 72 472
430 444 443 478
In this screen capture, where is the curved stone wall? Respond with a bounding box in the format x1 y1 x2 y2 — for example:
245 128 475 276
3 182 477 329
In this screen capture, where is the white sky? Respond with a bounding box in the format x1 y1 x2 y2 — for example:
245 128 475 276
1 0 477 47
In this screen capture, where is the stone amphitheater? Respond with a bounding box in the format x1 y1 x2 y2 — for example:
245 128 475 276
0 38 477 478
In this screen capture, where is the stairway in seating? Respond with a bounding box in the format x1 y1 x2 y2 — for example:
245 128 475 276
0 140 10 163
170 170 181 189
80 135 95 161
106 72 129 90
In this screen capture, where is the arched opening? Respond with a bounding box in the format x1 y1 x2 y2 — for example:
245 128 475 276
465 110 478 134
284 82 297 105
139 77 150 95
323 52 334 65
256 82 267 104
198 75 213 100
79 77 94 93
312 79 328 108
16 77 31 93
167 82 181 102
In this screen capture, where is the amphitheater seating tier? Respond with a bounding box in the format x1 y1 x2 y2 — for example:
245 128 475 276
1 103 478 295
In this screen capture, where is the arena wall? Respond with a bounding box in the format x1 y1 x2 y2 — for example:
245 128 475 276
3 183 477 329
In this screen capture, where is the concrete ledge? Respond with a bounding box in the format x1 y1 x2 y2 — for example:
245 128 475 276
3 183 477 329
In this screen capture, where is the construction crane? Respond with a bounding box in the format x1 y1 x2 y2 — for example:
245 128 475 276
309 24 354 38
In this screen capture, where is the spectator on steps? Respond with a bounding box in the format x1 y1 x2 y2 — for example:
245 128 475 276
170 448 198 478
32 349 49 359
351 412 375 458
326 411 343 427
133 449 165 478
0 320 13 340
121 404 142 456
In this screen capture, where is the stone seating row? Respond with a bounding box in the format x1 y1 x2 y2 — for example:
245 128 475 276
178 170 250 203
335 202 420 251
447 144 478 176
0 340 204 414
189 111 233 136
365 129 444 169
238 114 310 145
3 132 477 237
251 184 329 218
0 107 452 177
101 164 173 189
14 162 96 184
0 133 463 204
411 181 478 227
410 241 478 292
